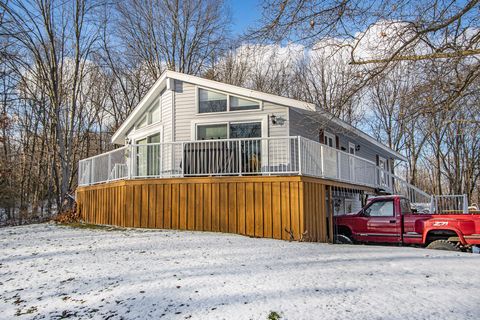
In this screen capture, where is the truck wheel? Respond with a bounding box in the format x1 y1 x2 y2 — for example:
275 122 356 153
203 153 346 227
426 240 460 252
335 234 353 245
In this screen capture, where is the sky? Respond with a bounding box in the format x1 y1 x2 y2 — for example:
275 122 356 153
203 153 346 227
228 0 262 35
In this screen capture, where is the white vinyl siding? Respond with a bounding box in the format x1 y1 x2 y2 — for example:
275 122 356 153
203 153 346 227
161 89 173 142
288 107 393 164
174 81 288 141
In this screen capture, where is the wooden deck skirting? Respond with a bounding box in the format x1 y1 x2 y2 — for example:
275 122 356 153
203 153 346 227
76 176 374 242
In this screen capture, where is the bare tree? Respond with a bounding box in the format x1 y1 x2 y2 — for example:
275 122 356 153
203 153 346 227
114 0 231 77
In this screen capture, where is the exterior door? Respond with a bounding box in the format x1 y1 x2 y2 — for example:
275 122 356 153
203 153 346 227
136 133 161 177
230 122 262 172
324 132 336 148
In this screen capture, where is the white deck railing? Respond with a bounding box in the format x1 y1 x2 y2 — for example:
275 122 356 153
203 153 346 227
78 136 431 203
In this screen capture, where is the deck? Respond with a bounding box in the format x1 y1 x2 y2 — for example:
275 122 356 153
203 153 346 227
76 175 376 242
76 136 431 242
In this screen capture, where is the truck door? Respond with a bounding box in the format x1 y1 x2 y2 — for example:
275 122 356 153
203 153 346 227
359 199 401 243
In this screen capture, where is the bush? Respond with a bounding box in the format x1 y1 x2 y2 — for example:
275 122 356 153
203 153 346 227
267 311 281 320
52 208 81 224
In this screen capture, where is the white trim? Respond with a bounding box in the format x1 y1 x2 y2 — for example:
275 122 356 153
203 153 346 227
324 131 336 148
348 142 356 155
191 115 268 140
378 156 387 170
128 123 164 143
195 85 263 115
112 72 168 144
194 121 228 140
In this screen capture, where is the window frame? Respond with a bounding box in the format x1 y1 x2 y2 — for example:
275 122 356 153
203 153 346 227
149 99 161 124
196 86 262 115
348 142 356 155
196 122 229 140
195 120 263 140
363 200 395 217
324 131 336 148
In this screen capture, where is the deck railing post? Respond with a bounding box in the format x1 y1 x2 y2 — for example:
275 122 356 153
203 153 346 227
320 145 324 177
298 136 302 175
159 143 163 178
88 159 93 185
238 140 242 176
107 153 112 182
336 150 340 179
181 142 185 177
91 158 95 185
130 144 135 179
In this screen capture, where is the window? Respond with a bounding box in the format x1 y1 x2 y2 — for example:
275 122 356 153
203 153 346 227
150 102 160 124
349 142 356 155
135 100 161 129
230 96 259 111
364 200 394 217
198 88 260 113
197 122 262 140
324 131 336 148
378 156 388 186
400 198 411 215
136 116 147 129
199 88 227 113
230 122 261 138
197 124 228 140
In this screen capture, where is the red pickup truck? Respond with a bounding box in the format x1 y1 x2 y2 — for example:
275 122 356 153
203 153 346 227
334 195 480 252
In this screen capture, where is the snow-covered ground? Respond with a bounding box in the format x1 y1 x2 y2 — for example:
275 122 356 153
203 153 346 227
1 224 479 320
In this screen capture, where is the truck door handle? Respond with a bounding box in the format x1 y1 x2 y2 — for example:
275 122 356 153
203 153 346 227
389 220 396 224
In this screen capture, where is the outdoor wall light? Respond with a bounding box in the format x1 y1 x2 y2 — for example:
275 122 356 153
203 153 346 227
270 114 286 126
355 144 361 151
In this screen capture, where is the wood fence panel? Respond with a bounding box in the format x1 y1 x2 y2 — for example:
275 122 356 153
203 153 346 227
263 182 272 238
195 184 203 230
254 182 263 237
236 183 246 235
203 183 211 231
228 183 237 234
76 176 367 243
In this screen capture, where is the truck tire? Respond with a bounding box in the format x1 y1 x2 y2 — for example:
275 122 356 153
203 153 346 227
426 240 460 251
335 234 353 244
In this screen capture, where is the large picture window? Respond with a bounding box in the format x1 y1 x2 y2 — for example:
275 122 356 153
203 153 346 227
198 88 260 113
196 122 261 140
230 122 261 138
199 88 227 113
230 96 259 111
197 124 228 140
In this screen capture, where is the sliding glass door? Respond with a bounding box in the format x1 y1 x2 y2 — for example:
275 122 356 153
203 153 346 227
230 122 262 173
136 133 161 177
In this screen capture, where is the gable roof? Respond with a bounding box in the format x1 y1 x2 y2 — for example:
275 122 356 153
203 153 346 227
111 70 406 161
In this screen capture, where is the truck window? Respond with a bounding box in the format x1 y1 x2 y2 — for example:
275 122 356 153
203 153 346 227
400 199 411 215
364 200 394 217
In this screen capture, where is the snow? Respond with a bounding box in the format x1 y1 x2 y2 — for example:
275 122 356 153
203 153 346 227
1 224 479 320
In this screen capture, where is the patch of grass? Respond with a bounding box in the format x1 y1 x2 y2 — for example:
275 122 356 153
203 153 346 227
58 222 122 231
267 311 281 320
15 306 37 316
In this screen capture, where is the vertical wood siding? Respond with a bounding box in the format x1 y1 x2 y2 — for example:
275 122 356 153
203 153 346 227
76 177 372 242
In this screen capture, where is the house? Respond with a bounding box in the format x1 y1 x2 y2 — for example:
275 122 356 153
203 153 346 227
76 70 429 242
